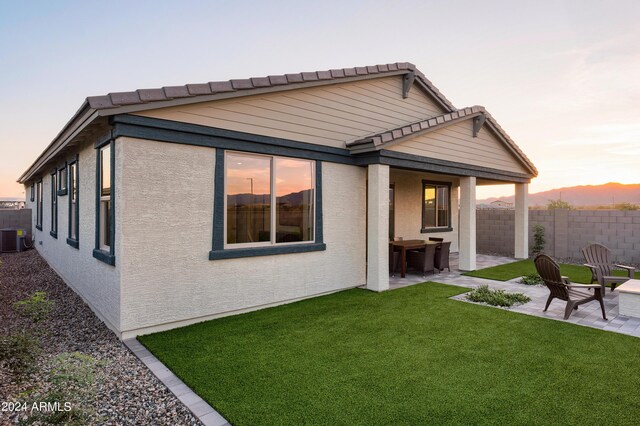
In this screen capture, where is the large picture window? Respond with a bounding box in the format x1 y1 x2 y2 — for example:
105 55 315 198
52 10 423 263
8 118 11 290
67 157 79 248
50 171 57 238
94 141 115 265
225 152 314 247
422 181 451 232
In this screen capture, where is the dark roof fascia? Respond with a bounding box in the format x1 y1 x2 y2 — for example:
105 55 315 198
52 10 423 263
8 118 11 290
412 76 455 112
18 103 98 184
482 116 538 176
356 150 532 183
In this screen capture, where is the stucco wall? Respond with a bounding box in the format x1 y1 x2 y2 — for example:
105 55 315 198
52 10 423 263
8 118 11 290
390 168 459 252
118 137 367 335
23 141 121 332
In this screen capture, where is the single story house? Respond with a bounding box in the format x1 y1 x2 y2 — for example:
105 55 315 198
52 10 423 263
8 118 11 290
18 62 537 339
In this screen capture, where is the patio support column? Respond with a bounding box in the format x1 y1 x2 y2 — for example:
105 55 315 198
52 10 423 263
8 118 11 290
514 183 529 259
459 176 476 271
367 164 389 292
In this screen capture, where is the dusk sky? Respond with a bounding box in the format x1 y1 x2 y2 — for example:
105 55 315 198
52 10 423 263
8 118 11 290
1 0 639 200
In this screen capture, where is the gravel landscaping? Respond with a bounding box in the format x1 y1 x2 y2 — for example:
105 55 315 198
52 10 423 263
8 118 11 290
0 250 201 425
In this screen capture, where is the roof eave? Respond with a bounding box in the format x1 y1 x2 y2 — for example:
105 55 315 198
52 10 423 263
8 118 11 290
18 101 97 184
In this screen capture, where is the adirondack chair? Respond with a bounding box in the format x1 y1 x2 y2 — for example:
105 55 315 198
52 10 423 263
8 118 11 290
581 243 635 293
534 254 607 320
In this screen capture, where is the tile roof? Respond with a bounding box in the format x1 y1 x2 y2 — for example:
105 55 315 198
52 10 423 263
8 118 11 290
19 61 537 182
85 62 456 111
347 106 538 175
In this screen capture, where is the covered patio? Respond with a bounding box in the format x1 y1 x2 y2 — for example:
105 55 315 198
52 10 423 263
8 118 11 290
364 163 531 292
349 106 538 293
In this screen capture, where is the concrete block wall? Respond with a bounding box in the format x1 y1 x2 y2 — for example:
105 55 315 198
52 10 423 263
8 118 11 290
476 209 514 255
0 209 32 236
477 209 640 265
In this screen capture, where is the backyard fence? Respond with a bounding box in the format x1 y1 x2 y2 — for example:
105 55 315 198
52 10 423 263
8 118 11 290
477 209 640 265
0 208 32 236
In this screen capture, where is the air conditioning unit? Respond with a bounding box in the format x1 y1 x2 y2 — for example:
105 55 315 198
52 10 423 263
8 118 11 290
0 229 28 253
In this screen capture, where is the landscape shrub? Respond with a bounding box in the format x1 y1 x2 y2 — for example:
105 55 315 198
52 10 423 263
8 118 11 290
25 352 104 425
13 291 55 324
532 224 545 255
0 332 41 377
466 285 531 307
520 273 543 285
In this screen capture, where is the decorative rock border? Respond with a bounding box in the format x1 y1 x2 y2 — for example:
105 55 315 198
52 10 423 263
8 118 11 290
124 338 230 426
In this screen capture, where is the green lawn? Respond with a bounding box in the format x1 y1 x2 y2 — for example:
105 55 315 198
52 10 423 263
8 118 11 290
463 259 639 283
140 283 640 425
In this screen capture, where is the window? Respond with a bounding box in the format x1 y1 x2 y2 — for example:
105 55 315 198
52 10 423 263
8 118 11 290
67 158 79 248
30 184 34 202
225 152 314 247
94 142 115 265
36 180 43 230
50 172 57 237
421 181 451 232
58 165 67 194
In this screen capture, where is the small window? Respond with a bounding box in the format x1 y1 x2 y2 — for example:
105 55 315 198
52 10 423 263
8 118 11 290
99 144 111 249
422 181 451 231
58 165 67 192
36 180 43 230
30 184 34 202
50 172 57 237
68 159 79 246
225 152 314 247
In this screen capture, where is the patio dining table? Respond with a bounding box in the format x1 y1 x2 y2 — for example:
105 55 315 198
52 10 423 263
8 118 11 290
391 240 440 278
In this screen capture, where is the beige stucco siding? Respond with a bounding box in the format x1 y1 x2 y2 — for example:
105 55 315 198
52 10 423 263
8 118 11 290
387 120 529 174
118 137 366 334
134 76 446 148
390 169 459 252
24 141 121 332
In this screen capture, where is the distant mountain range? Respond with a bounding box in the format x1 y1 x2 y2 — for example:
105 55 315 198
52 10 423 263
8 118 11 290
479 183 640 207
228 189 312 206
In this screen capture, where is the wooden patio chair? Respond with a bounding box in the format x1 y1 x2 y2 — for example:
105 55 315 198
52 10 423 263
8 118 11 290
534 254 607 320
581 243 635 293
406 243 437 277
434 241 451 272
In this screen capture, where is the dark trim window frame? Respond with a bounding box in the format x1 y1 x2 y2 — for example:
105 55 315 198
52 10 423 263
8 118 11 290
93 139 115 265
35 179 43 231
30 184 34 202
421 180 452 233
209 149 325 260
67 155 79 249
57 162 68 196
50 170 58 238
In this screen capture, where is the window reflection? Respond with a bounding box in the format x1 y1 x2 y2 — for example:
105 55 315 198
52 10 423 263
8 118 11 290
226 153 271 244
275 158 313 243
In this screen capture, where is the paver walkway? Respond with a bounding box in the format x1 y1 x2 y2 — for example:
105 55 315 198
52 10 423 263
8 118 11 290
391 253 640 337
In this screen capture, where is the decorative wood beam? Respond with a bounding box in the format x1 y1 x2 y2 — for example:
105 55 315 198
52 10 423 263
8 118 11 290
402 71 415 99
473 114 486 137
